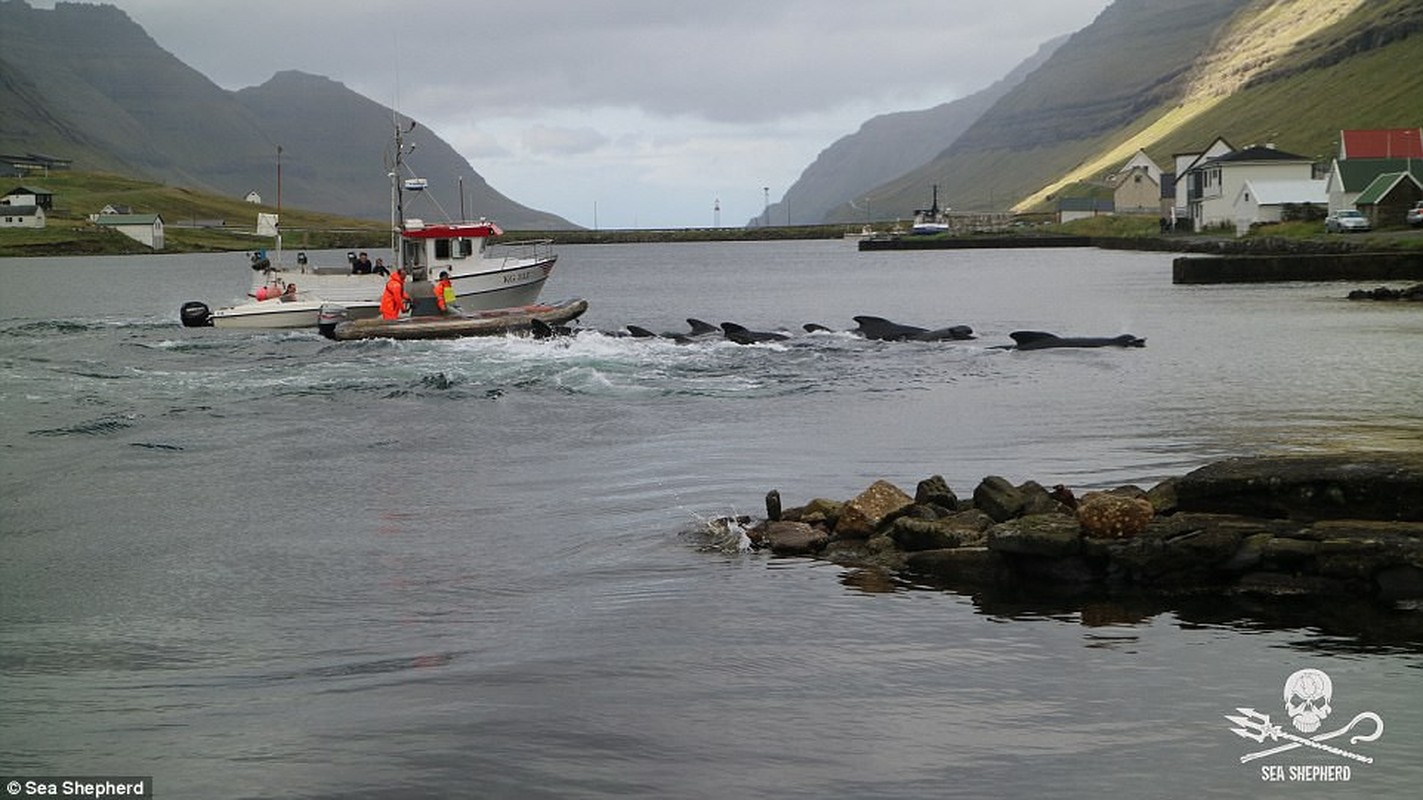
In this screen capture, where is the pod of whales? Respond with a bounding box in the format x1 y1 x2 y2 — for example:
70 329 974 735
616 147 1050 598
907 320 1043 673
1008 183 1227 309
562 315 1143 350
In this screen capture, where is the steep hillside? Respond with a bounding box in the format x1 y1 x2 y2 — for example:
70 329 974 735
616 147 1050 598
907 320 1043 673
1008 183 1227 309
232 72 571 228
0 1 574 228
0 1 274 187
760 35 1066 227
827 0 1252 220
835 0 1422 220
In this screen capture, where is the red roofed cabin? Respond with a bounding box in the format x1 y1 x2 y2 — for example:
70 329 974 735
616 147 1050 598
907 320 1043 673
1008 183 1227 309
1339 128 1423 160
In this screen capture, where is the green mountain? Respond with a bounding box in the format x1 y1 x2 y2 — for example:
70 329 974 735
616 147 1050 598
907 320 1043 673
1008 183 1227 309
822 0 1423 222
0 0 574 228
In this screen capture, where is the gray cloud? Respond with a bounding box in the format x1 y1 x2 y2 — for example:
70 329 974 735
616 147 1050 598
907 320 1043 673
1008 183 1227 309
96 0 1110 123
46 0 1113 227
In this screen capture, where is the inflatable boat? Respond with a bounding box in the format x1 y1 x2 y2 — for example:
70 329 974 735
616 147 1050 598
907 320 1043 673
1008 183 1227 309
319 298 589 341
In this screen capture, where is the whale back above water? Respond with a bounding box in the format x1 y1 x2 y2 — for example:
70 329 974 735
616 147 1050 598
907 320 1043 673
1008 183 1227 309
1009 330 1146 350
852 315 975 341
720 322 790 344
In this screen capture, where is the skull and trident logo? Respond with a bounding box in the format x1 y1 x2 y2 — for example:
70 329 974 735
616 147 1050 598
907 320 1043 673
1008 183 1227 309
1226 668 1384 764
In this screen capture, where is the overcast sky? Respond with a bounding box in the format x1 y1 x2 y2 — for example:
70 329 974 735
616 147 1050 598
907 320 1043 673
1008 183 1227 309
49 0 1113 228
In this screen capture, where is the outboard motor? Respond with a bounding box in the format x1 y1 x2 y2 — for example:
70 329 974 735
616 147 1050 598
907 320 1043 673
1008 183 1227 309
250 251 270 271
317 304 349 339
297 252 308 266
180 301 213 327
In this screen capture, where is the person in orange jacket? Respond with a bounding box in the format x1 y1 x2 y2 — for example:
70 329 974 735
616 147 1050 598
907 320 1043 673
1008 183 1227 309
380 267 410 320
434 270 456 314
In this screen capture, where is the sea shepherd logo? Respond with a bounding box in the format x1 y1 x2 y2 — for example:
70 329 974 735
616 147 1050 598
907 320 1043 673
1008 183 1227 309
1225 668 1384 783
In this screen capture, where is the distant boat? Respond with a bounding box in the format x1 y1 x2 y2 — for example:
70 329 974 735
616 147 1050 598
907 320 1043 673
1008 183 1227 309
842 224 876 243
910 184 951 235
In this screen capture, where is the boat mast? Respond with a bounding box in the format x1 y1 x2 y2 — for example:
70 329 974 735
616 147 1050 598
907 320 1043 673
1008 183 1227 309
275 144 283 265
390 117 417 272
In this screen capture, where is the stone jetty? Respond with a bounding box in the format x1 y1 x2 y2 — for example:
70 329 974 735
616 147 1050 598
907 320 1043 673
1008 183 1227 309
744 454 1423 606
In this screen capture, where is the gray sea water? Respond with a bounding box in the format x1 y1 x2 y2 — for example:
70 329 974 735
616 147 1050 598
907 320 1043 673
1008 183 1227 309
2 240 1421 798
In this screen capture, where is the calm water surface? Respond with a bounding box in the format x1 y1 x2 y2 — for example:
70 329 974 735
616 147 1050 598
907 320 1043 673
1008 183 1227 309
2 241 1421 798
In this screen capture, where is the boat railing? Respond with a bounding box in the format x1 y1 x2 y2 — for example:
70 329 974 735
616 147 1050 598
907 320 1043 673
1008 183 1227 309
486 238 556 265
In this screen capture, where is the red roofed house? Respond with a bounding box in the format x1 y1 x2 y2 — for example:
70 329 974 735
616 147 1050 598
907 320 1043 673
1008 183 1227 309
1325 128 1423 212
1338 128 1423 159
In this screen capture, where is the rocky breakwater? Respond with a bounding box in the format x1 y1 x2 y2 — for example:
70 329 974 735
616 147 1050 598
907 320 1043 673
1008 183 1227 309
747 454 1423 605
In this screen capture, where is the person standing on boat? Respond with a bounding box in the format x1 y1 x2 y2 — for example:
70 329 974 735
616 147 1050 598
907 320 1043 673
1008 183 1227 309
380 267 410 320
434 271 456 315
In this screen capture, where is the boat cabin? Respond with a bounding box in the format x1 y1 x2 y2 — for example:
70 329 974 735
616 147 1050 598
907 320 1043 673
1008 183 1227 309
399 219 502 276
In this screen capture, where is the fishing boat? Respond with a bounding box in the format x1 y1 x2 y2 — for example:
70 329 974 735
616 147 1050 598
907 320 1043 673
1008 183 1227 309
319 298 589 341
910 184 951 235
181 122 557 329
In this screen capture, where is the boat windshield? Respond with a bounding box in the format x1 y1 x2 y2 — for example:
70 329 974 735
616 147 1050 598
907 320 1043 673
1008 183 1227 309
402 238 424 269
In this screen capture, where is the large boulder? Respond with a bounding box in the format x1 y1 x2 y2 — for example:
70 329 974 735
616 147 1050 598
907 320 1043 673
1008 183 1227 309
987 514 1082 557
835 480 915 539
887 516 989 551
915 475 959 512
1076 491 1155 539
1175 454 1423 521
973 476 1026 522
763 521 830 556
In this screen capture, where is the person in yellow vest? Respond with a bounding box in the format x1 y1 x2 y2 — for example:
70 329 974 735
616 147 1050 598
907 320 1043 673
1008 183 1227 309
434 270 457 314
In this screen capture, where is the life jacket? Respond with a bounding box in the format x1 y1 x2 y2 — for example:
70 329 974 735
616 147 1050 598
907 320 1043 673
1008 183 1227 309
435 278 455 310
380 273 408 320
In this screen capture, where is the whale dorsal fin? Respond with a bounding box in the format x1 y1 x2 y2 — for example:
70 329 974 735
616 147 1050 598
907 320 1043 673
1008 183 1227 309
1009 330 1059 345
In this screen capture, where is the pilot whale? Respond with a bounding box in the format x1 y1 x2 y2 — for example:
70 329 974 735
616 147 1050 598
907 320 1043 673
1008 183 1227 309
1009 331 1146 350
721 322 791 344
626 318 723 342
852 315 975 341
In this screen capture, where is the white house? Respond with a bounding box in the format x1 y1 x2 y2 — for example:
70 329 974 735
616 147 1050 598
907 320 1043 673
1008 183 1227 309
1111 149 1164 185
1171 137 1233 223
93 213 165 249
2 184 55 210
1231 179 1328 234
1184 144 1315 231
0 204 46 228
245 190 263 204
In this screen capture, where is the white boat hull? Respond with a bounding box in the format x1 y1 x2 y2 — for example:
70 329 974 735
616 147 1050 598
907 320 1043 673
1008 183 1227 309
195 253 556 329
210 299 327 328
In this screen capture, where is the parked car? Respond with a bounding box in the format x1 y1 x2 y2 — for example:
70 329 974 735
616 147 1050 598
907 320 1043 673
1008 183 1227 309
1407 201 1423 227
1325 209 1371 233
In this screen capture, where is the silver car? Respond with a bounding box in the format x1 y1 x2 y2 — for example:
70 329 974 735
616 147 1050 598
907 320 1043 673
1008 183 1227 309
1407 202 1423 227
1325 209 1371 233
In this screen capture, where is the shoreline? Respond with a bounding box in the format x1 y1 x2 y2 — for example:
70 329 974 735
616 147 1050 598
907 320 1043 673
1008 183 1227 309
723 454 1423 617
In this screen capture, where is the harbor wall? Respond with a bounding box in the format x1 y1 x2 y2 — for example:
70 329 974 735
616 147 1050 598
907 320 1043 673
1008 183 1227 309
1172 251 1423 284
